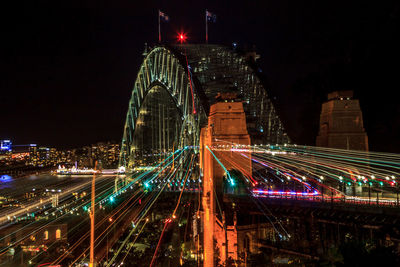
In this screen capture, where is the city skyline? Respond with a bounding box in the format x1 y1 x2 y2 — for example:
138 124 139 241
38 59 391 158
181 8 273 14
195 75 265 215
1 2 399 152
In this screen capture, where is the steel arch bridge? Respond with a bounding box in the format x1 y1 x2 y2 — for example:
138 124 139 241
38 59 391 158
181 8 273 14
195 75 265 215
119 44 289 170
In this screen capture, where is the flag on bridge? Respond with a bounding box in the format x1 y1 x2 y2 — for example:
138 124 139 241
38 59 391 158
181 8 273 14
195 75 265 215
159 10 170 22
206 10 217 23
158 10 169 42
205 10 217 43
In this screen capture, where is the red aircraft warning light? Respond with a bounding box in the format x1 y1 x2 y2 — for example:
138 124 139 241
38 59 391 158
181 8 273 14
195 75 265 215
177 32 187 43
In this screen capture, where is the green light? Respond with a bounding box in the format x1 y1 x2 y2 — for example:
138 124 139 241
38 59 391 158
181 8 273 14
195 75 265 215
379 182 383 186
110 196 115 202
205 146 233 184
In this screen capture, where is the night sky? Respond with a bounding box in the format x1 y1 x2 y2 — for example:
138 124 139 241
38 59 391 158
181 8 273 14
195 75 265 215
1 1 399 152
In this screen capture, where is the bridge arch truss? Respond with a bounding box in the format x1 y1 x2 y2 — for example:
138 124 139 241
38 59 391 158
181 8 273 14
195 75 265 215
119 44 290 170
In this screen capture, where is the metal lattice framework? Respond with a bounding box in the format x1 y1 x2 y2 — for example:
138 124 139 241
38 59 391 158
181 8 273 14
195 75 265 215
119 44 290 170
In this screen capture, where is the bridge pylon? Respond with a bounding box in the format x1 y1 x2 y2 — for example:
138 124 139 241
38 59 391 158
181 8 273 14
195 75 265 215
200 93 251 267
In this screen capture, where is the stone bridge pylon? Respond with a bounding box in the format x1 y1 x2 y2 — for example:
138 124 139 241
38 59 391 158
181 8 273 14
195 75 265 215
200 93 251 267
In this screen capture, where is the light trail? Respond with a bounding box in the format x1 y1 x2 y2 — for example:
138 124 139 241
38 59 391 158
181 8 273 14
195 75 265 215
210 140 400 206
208 147 290 239
10 141 399 266
73 148 191 266
61 188 148 266
0 177 118 261
148 151 194 267
172 154 194 217
27 171 150 264
104 165 186 266
205 146 234 185
117 217 149 266
0 175 111 225
25 178 125 263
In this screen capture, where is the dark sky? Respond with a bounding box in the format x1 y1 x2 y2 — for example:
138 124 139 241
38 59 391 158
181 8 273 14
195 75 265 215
1 1 399 152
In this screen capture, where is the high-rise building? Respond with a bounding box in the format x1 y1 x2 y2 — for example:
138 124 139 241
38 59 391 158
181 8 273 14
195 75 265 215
89 142 120 168
0 140 12 152
28 144 38 165
0 140 12 161
37 147 50 166
316 91 368 151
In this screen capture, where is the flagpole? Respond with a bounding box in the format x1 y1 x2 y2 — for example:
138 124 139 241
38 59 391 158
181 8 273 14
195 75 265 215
158 9 161 43
205 10 208 44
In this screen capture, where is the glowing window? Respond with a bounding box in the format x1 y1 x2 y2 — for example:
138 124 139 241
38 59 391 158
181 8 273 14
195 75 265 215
44 231 48 240
56 229 61 239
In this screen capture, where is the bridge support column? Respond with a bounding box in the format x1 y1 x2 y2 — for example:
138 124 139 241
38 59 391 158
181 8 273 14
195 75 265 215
200 94 251 267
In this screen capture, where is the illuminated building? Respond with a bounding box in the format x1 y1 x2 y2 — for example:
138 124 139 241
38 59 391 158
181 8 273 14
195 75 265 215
28 144 37 165
0 223 68 261
0 140 120 169
0 140 12 162
10 144 64 167
0 140 12 152
37 147 50 163
49 148 57 165
71 142 120 168
88 142 120 168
